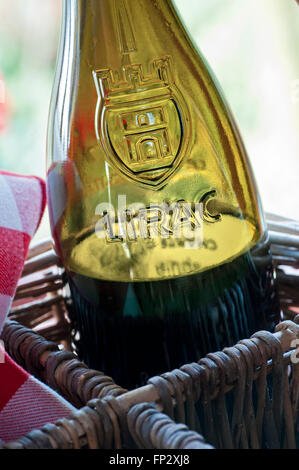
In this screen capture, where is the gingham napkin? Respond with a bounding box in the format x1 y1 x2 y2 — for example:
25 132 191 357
0 170 75 443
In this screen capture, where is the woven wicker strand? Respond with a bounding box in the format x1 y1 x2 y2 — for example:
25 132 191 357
140 320 299 449
2 315 299 412
2 318 298 449
1 320 127 408
127 403 213 449
2 399 213 450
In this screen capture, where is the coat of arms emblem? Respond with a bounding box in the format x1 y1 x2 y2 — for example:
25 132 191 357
93 56 190 188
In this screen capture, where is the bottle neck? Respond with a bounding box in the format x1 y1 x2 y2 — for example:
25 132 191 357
62 0 190 69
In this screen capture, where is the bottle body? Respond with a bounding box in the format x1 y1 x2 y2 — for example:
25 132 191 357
47 0 280 389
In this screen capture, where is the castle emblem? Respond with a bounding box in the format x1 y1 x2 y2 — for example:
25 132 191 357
93 57 190 188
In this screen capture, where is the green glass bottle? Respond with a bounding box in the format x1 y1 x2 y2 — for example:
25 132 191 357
47 0 280 389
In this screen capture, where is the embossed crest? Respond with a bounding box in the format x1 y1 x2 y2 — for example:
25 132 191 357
93 57 190 188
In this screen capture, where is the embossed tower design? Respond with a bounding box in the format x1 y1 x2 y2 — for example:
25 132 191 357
93 56 190 187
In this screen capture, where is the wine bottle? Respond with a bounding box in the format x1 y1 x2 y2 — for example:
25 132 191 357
47 0 280 389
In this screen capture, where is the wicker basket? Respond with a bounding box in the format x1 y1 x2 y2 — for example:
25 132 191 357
1 213 298 449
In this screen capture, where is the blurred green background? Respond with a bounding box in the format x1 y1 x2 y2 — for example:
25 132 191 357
0 0 298 241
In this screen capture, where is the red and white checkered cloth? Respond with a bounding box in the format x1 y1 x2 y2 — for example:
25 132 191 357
0 170 75 444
